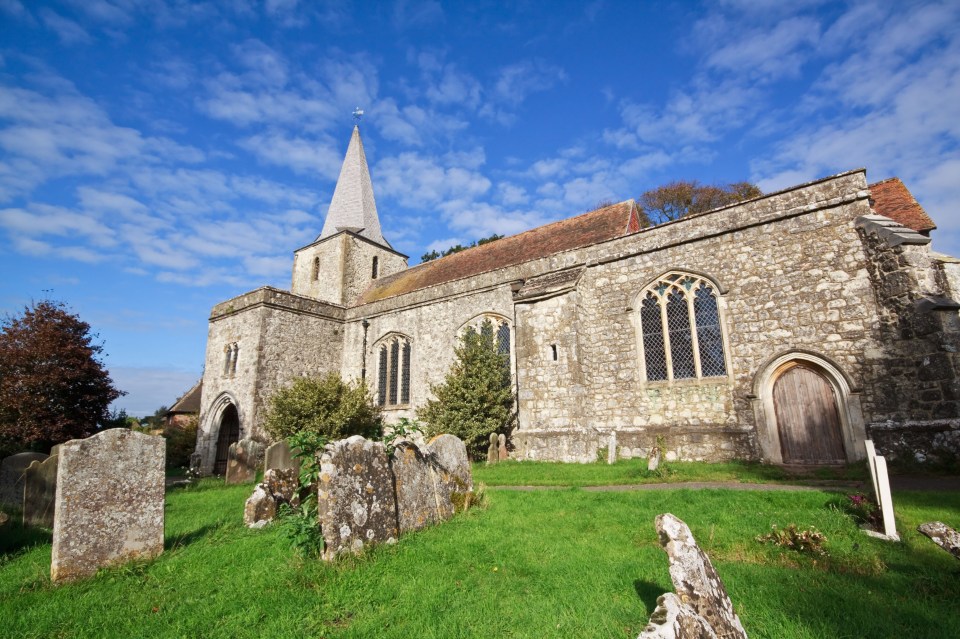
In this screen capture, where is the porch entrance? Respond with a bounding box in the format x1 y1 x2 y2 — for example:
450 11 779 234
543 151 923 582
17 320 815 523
773 363 846 464
213 404 240 475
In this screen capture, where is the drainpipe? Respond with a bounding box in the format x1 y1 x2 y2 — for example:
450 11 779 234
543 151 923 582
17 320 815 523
361 318 370 381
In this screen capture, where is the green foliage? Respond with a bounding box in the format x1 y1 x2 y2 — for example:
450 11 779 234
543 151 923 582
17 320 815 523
0 300 124 452
263 373 382 442
649 434 671 479
277 430 327 557
420 233 504 262
382 417 423 455
418 320 514 458
756 524 828 556
640 180 762 224
163 415 199 469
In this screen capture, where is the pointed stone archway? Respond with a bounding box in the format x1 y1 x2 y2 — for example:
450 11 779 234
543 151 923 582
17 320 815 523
213 404 240 475
751 351 867 464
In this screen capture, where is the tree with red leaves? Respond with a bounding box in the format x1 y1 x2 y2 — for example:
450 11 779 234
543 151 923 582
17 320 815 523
0 300 124 453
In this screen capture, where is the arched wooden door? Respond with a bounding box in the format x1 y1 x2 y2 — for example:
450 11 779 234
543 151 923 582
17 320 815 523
213 405 240 475
773 364 846 464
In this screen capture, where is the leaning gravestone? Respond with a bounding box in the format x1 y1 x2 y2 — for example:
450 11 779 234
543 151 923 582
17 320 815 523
639 513 747 639
317 436 398 560
487 432 498 464
243 468 299 528
392 440 441 533
0 452 48 508
23 454 58 528
225 438 264 484
265 440 300 476
51 429 165 583
426 434 473 519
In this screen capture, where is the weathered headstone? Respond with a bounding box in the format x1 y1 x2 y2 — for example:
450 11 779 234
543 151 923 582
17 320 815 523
51 429 165 583
918 521 960 561
225 438 264 484
0 452 48 508
392 441 441 533
608 431 617 465
426 434 473 518
648 445 661 472
243 467 299 528
188 451 202 476
653 513 747 639
498 433 508 461
265 440 300 476
638 592 719 639
317 436 398 560
487 432 498 464
23 454 58 528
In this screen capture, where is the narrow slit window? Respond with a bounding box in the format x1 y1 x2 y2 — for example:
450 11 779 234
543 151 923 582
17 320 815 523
551 344 558 361
372 256 379 279
312 257 320 281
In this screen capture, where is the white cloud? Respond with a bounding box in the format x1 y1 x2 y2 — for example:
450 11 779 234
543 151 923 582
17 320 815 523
491 59 566 105
706 16 820 79
40 9 94 45
376 152 491 208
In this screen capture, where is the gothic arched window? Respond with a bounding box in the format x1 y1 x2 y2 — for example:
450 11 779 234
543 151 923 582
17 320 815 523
460 314 512 365
376 335 411 407
636 273 727 382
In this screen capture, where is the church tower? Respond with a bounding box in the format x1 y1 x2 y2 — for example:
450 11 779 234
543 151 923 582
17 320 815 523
291 126 408 305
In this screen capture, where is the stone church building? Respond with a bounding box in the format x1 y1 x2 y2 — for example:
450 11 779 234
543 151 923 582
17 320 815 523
195 126 960 473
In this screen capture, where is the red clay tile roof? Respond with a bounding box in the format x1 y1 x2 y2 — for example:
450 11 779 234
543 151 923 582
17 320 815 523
356 200 642 305
869 178 936 233
167 380 202 414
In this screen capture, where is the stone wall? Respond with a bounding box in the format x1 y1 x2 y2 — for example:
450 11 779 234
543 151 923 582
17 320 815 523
291 232 407 305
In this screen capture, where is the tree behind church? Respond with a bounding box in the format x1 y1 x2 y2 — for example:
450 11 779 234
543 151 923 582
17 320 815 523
418 321 514 458
640 180 761 224
0 300 124 454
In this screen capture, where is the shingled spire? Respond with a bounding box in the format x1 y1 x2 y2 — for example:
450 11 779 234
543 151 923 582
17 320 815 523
318 125 390 248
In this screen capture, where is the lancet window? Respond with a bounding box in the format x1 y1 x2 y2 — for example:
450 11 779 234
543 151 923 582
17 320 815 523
223 342 239 377
637 273 727 382
376 335 411 407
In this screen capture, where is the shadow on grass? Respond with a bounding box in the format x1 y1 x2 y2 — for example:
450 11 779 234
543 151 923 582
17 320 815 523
0 517 52 558
633 579 665 614
164 523 224 551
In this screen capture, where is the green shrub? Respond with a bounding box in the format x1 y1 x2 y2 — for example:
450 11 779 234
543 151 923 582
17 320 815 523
263 373 382 441
418 320 514 458
163 415 198 469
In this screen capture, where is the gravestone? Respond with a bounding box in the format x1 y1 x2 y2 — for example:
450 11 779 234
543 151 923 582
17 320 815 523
188 451 202 476
243 467 299 528
225 438 264 484
498 434 508 461
652 513 747 639
638 593 719 639
265 440 300 476
392 440 441 533
487 432 498 464
864 439 899 540
427 434 473 519
918 521 960 561
51 429 165 583
648 445 661 472
0 452 48 508
317 436 398 560
23 454 58 528
608 431 617 465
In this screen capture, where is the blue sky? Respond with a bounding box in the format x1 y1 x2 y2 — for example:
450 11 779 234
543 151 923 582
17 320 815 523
1 0 958 416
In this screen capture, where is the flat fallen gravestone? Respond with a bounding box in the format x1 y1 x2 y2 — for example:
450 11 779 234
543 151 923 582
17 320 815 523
226 439 264 484
23 454 58 528
0 452 48 508
317 436 398 560
51 429 165 583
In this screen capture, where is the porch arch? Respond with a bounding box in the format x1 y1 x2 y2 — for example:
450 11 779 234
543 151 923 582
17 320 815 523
751 350 867 464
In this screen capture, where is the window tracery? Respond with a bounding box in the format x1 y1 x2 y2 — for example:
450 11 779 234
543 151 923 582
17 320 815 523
376 334 411 407
461 314 512 362
637 273 727 382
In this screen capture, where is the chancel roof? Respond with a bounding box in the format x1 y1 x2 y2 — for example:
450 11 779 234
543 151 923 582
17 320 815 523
319 126 390 248
869 178 936 234
356 200 644 305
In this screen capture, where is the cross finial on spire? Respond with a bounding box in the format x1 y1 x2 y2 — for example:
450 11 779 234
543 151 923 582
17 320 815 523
352 107 364 123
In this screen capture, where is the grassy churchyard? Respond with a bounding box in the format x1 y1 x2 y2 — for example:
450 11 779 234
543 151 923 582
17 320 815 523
2 461 959 639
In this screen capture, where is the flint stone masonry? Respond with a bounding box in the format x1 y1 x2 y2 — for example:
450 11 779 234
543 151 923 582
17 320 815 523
655 513 747 639
0 452 48 508
868 419 960 465
51 429 164 583
317 436 398 560
23 455 58 528
226 439 264 484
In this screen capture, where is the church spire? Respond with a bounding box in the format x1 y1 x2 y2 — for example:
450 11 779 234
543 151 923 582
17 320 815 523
318 125 390 248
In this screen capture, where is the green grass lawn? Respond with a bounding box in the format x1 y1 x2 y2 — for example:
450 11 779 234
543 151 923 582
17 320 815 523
1 470 958 638
472 458 869 487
